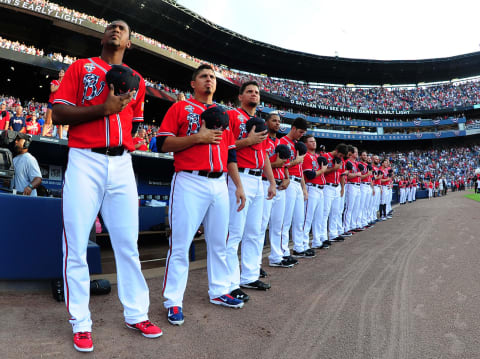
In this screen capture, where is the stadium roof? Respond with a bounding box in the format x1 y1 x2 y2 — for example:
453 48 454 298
25 0 480 85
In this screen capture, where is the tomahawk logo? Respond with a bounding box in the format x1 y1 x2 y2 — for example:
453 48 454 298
237 122 247 140
82 74 105 104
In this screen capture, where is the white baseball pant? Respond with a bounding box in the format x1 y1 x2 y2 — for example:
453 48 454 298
372 186 381 221
226 172 264 291
282 178 305 255
400 188 406 204
411 186 417 201
303 184 324 250
344 183 360 233
260 180 286 265
62 148 149 333
360 184 372 227
335 186 346 236
163 171 231 308
386 187 393 213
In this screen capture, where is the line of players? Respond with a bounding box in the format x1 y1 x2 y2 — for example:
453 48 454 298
157 65 402 326
397 176 418 204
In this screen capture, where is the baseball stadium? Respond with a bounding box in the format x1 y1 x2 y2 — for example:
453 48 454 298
1 0 480 357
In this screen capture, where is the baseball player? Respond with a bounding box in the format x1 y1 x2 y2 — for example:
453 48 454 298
302 135 327 249
52 20 162 352
370 155 383 223
226 81 276 300
320 143 348 244
358 151 374 229
343 146 362 234
399 176 407 204
43 68 65 136
259 112 297 268
158 64 246 326
379 159 392 220
279 118 310 258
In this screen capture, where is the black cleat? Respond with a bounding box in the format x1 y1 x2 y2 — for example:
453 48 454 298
240 280 271 291
230 288 250 302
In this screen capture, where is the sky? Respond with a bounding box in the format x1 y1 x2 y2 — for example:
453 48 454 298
177 0 480 61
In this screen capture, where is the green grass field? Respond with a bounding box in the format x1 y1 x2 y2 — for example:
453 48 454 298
465 190 480 202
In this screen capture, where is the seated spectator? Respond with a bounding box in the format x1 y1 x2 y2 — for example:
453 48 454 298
133 128 149 151
26 113 41 135
9 106 26 133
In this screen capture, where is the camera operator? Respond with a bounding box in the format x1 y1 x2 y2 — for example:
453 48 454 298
11 133 42 196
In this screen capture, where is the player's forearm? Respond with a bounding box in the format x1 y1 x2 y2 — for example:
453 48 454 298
234 137 252 150
324 167 337 174
227 162 243 189
270 157 285 168
262 157 275 185
31 177 42 188
52 104 106 125
160 135 200 153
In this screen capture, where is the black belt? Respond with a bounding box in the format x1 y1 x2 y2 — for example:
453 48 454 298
262 177 283 185
239 168 262 176
184 170 224 178
348 183 361 186
326 183 339 187
290 176 302 183
91 146 125 156
307 183 324 189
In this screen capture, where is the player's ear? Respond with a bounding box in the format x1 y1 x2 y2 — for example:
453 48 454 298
125 39 132 49
190 80 196 90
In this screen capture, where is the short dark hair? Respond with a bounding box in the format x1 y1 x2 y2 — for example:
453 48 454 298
302 134 315 143
266 111 280 121
192 64 214 81
292 117 307 131
239 81 259 94
347 145 355 154
107 20 131 39
335 143 348 156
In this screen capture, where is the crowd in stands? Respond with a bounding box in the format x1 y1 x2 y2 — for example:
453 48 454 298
10 0 480 115
385 145 479 189
0 36 76 64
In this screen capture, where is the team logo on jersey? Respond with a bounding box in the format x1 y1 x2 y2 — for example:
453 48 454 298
82 74 105 104
238 114 246 122
312 159 319 171
185 105 194 113
84 63 95 73
237 122 247 139
186 113 201 136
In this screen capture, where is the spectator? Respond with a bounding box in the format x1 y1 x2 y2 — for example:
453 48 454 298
133 128 149 151
26 113 41 135
10 133 42 196
0 102 10 130
9 106 26 133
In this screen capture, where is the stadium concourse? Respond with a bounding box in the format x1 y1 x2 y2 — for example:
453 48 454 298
2 190 480 358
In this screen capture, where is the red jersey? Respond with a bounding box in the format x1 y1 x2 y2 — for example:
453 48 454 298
323 152 341 185
133 136 148 151
346 159 361 183
49 79 61 103
359 161 371 183
0 110 10 130
263 136 286 180
158 98 235 172
26 121 41 135
228 108 267 169
303 152 325 185
279 135 302 177
381 167 391 185
53 57 145 151
372 165 382 185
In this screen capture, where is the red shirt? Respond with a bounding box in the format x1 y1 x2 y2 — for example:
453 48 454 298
158 98 235 172
359 161 371 183
303 152 325 185
53 57 145 151
279 135 302 177
228 108 267 169
346 160 361 183
323 152 341 185
0 110 10 130
26 121 41 135
133 136 148 151
263 136 286 180
372 165 382 185
381 167 391 185
49 79 61 103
